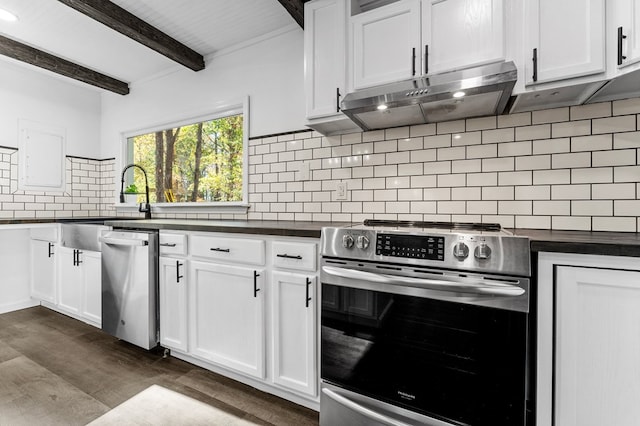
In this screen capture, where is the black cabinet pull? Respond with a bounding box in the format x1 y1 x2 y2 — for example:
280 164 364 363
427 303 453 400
336 87 341 113
412 47 416 76
276 253 302 260
176 261 183 283
76 250 83 266
305 277 312 308
424 44 429 74
254 271 261 298
160 242 177 247
532 48 538 82
210 247 230 253
48 242 54 258
618 26 627 65
73 249 76 266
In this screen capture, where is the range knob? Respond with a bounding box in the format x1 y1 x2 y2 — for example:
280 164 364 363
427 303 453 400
356 235 370 250
474 243 492 260
342 234 355 249
453 242 469 260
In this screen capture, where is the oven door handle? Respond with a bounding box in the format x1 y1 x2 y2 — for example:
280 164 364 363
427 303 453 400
322 388 413 426
322 266 525 297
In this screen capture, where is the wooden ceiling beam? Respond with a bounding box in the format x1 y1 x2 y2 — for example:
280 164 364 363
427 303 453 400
58 0 205 71
277 0 306 29
0 34 129 95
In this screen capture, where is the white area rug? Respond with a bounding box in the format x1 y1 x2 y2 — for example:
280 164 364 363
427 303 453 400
87 384 258 425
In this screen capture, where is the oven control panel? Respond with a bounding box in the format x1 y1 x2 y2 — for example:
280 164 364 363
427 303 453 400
376 234 445 260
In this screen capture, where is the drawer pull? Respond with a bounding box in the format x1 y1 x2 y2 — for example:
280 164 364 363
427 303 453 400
254 271 261 298
176 261 183 283
48 242 54 258
160 242 177 247
305 277 312 308
210 247 230 253
276 253 302 260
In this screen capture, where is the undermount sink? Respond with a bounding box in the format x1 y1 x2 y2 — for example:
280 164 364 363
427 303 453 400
60 222 110 252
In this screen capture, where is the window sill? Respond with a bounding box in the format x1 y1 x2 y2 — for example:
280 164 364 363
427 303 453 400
114 202 250 215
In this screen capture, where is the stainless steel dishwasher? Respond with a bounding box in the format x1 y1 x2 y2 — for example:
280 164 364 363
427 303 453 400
100 229 159 350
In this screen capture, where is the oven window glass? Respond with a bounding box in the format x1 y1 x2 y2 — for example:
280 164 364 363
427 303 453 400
321 284 528 426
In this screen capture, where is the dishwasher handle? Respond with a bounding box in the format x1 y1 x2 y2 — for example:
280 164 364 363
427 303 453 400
100 236 149 247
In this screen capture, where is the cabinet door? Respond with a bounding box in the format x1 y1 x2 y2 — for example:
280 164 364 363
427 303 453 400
524 0 605 85
555 266 640 426
305 0 347 118
81 251 101 326
30 240 56 303
57 247 82 314
425 0 504 74
272 271 317 396
613 0 640 68
351 0 421 89
159 257 188 352
189 261 265 379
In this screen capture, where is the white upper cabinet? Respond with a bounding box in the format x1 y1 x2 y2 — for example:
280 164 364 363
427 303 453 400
305 0 347 118
523 0 605 85
425 0 505 74
610 0 640 70
351 0 421 89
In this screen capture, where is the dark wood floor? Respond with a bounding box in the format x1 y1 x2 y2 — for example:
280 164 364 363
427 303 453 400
0 306 319 425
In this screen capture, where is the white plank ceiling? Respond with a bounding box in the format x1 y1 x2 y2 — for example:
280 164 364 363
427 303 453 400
0 0 296 88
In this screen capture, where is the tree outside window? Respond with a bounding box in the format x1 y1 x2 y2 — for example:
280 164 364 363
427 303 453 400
126 114 243 203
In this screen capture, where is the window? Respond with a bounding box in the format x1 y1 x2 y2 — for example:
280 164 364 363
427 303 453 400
125 107 246 205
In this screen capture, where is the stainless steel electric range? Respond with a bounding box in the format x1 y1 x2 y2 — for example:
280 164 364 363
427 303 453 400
320 220 533 426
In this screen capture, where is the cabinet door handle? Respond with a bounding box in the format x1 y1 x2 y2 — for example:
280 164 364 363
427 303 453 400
160 242 177 247
424 44 429 74
210 247 230 253
254 271 261 298
276 253 302 260
76 250 83 266
618 26 627 65
48 242 54 258
305 277 312 308
532 48 538 82
411 47 416 76
73 249 76 266
336 87 341 113
176 261 183 283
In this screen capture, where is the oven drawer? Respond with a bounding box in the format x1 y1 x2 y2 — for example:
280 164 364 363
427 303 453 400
159 232 187 255
272 241 317 271
190 234 265 265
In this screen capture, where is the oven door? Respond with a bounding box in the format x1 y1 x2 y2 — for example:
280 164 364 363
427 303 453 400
320 260 530 426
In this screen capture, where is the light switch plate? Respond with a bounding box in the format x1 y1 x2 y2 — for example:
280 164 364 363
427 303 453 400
336 182 347 200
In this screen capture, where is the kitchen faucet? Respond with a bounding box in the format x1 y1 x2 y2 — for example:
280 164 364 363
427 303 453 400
120 163 152 219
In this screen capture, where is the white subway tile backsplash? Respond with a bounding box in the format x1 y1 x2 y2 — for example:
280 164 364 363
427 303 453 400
437 147 466 161
452 159 482 174
452 131 482 146
498 171 532 186
482 128 514 144
482 157 514 172
592 115 636 134
572 200 612 216
467 201 497 214
437 174 466 187
592 149 636 167
437 120 465 134
452 187 481 200
499 141 532 157
424 134 452 148
467 116 497 131
571 134 612 152
515 155 551 170
482 186 514 200
551 120 590 138
613 131 640 149
515 185 550 200
613 98 640 115
570 103 611 120
591 183 636 200
423 188 451 200
498 112 531 128
592 216 636 232
498 201 532 215
533 200 570 215
398 137 423 151
467 144 497 159
533 169 571 185
362 130 385 142
614 165 640 182
516 215 551 229
385 127 409 140
409 124 437 137
516 124 551 141
532 108 570 124
571 167 613 183
466 172 497 187
374 140 397 153
552 184 591 200
552 152 591 169
552 216 591 230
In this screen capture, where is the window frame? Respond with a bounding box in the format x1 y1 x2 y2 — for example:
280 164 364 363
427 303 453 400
116 98 250 214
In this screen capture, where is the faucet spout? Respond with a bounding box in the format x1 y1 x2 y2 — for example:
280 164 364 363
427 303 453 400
120 163 152 219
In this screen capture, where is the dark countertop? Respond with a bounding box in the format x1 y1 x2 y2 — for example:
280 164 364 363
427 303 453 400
104 219 349 238
3 217 640 256
511 228 640 257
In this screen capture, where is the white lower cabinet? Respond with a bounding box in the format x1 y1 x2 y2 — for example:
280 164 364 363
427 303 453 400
158 231 320 409
538 252 640 426
159 256 188 352
190 260 266 380
30 239 57 303
57 246 101 327
271 271 317 397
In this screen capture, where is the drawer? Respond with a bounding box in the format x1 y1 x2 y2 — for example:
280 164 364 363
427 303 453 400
190 234 265 265
159 233 187 256
30 225 59 242
272 241 317 272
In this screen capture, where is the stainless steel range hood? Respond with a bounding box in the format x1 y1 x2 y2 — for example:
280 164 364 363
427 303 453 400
340 61 517 131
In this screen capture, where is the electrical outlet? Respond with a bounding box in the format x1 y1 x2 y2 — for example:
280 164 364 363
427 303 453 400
336 182 347 200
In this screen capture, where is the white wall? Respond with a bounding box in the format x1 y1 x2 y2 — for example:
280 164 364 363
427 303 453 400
99 27 306 160
0 58 102 158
